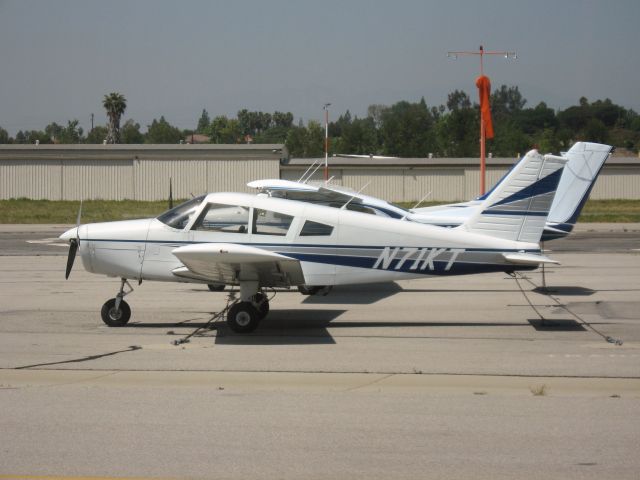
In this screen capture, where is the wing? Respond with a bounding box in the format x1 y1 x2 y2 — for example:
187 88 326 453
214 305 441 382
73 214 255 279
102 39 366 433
247 179 319 193
248 178 358 205
171 243 305 287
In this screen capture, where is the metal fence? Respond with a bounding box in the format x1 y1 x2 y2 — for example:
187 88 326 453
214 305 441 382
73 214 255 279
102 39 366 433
1 145 638 202
0 145 284 201
282 156 640 202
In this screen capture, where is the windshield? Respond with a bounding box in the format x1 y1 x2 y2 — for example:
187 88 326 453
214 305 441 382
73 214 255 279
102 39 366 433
157 195 206 229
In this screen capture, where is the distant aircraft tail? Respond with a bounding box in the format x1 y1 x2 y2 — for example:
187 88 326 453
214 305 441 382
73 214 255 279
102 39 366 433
460 150 566 243
543 142 612 240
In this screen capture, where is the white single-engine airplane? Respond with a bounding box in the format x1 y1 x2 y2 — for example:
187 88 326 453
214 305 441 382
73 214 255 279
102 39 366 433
62 149 566 333
250 142 612 242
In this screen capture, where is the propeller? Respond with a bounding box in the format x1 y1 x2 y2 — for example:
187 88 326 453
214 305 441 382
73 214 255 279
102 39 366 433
65 239 78 279
65 201 82 279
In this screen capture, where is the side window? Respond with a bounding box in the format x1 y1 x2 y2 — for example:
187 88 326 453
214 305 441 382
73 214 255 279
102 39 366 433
345 203 376 215
299 220 334 236
192 203 249 233
252 209 293 236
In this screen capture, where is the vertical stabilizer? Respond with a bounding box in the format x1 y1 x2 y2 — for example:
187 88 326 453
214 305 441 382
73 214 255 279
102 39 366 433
545 142 612 237
460 150 566 243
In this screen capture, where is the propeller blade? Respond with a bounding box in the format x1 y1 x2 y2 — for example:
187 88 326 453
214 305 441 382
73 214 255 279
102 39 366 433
65 238 78 279
76 200 83 232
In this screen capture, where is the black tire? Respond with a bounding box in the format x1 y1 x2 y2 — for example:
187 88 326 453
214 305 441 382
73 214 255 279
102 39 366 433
297 285 323 295
253 292 269 319
227 302 260 333
207 284 226 292
101 298 131 327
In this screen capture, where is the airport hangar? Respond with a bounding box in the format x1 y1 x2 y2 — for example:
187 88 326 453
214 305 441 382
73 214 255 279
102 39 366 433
0 143 639 202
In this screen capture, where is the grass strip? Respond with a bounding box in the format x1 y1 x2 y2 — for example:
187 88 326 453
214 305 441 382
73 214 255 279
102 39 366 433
0 198 639 224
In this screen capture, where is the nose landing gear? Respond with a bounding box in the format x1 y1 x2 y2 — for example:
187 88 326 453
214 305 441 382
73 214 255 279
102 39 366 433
101 278 134 327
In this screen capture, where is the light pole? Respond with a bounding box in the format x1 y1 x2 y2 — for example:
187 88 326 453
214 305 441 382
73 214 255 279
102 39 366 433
323 103 331 181
447 45 517 195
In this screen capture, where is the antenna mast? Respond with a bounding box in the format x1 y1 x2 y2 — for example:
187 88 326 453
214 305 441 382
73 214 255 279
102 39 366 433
323 103 331 181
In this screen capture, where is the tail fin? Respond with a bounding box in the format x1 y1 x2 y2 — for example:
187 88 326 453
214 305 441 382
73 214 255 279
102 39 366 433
545 142 612 237
460 150 566 243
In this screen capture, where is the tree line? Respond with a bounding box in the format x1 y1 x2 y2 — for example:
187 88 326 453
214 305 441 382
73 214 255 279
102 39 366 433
1 88 639 157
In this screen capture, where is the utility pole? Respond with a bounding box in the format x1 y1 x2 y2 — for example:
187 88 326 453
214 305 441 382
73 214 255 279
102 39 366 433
90 113 94 132
323 103 331 181
447 45 517 195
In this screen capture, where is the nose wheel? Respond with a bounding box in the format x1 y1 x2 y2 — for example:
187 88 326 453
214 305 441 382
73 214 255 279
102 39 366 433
101 298 131 326
101 278 133 327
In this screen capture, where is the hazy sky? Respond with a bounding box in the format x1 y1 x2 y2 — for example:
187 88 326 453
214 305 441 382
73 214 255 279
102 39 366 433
1 0 639 135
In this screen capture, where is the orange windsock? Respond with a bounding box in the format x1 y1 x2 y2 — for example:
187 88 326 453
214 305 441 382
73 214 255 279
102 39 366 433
475 75 494 139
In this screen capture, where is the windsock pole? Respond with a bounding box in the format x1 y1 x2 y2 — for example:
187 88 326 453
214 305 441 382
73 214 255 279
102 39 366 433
447 45 517 195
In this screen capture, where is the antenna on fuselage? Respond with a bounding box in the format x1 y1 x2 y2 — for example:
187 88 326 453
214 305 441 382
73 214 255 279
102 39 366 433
340 181 371 210
411 191 432 210
400 191 432 221
298 158 321 183
299 158 325 184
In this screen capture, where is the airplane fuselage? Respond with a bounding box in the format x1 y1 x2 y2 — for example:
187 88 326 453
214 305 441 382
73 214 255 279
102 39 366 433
69 192 540 288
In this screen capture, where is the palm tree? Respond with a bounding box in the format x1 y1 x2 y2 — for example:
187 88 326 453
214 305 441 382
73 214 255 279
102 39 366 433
103 92 127 144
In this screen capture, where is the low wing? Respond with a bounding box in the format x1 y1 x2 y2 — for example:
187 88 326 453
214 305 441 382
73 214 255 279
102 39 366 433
172 243 305 287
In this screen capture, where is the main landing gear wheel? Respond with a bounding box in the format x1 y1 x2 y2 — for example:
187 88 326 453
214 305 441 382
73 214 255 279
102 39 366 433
297 285 323 295
226 302 260 334
101 298 131 327
207 284 226 292
253 292 269 319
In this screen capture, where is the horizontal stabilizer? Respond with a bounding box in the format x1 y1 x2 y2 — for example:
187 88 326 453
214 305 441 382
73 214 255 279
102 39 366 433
502 252 559 265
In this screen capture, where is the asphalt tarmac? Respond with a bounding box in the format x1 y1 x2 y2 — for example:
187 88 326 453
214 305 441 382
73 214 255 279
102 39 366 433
1 224 639 479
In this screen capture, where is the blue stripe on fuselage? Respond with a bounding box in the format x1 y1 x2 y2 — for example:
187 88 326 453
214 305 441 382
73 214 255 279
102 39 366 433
84 238 539 253
84 238 538 276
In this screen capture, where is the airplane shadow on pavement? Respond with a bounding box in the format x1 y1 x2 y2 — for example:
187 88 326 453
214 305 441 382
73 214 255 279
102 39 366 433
533 286 596 296
301 282 402 305
215 309 346 345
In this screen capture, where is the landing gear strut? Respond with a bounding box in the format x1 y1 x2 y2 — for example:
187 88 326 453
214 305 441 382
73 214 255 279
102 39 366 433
101 278 133 327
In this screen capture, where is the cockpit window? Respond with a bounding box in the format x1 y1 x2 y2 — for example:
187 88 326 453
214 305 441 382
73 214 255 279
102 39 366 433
157 195 205 230
192 203 250 233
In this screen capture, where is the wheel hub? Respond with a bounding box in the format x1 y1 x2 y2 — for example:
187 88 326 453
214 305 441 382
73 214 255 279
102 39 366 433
235 311 252 327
